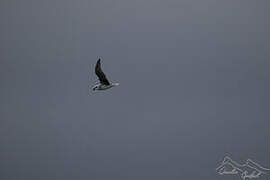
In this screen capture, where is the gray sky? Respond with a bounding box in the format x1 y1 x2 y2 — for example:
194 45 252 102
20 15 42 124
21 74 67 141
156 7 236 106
1 0 270 180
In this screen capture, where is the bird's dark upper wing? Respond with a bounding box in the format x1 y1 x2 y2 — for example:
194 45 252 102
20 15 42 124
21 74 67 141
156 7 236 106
95 59 110 85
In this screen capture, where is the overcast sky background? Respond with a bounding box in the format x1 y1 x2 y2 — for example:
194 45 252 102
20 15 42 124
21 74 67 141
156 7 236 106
1 0 270 180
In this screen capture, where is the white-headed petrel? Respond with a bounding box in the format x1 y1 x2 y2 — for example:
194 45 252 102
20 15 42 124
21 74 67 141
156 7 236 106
92 58 119 91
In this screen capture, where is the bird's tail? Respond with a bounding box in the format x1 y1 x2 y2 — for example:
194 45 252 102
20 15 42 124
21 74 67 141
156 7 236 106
112 83 120 86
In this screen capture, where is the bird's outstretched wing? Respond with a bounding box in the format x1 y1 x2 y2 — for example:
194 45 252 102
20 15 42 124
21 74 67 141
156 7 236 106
95 59 110 85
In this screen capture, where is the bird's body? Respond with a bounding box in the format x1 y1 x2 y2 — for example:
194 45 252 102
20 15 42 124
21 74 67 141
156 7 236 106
93 83 119 91
92 59 119 91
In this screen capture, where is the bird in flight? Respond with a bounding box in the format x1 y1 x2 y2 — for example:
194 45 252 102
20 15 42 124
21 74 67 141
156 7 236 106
92 58 119 91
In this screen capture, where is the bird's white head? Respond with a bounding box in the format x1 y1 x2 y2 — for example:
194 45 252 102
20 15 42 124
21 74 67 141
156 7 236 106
92 84 99 91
